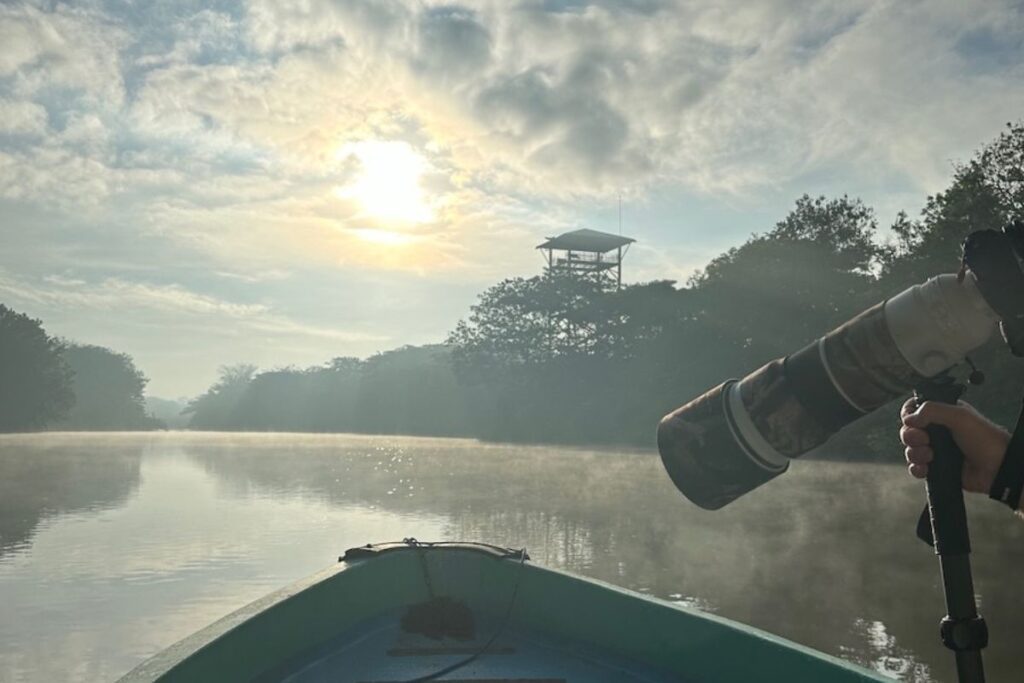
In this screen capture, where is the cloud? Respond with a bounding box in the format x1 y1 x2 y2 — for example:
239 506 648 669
7 0 1012 222
0 98 47 135
0 271 383 344
0 147 110 204
3 1 1021 203
136 0 1018 200
1 0 1021 392
2 271 265 317
3 0 1021 255
0 3 128 105
413 7 492 84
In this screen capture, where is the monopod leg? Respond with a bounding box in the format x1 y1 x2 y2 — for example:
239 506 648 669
914 377 987 683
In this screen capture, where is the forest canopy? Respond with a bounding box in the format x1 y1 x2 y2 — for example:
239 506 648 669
0 305 74 431
0 307 159 432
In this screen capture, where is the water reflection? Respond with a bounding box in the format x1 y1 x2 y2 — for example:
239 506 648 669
0 433 142 556
851 619 933 680
1 432 1022 683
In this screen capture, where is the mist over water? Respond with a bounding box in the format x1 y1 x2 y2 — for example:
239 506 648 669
1 432 1022 683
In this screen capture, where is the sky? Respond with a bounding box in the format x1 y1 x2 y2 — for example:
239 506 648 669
1 0 1022 398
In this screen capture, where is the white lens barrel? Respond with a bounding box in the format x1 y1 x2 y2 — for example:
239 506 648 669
884 274 998 378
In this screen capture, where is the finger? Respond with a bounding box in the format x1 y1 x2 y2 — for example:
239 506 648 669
905 445 934 466
899 425 930 447
908 463 929 479
904 400 969 431
900 397 919 420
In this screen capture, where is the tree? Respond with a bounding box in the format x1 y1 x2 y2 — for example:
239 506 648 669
304 357 363 432
232 367 316 432
181 350 471 436
977 121 1024 218
688 195 882 364
768 194 885 273
0 305 73 431
882 122 1022 286
354 345 470 436
59 344 159 429
449 273 605 377
447 275 698 444
184 364 257 429
879 120 1024 430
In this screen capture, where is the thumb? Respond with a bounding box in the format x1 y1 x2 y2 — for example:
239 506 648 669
904 400 969 431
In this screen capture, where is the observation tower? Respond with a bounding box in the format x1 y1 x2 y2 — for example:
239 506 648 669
537 228 635 290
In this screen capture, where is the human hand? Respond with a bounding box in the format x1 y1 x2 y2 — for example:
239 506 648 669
900 398 1011 495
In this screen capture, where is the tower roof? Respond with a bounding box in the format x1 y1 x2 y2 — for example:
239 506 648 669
536 228 635 254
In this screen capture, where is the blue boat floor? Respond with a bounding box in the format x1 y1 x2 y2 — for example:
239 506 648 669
268 610 683 683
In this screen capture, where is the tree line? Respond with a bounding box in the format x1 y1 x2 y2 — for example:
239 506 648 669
0 306 159 431
4 122 1022 458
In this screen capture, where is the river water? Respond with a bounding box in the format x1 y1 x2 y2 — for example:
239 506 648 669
1 432 1021 682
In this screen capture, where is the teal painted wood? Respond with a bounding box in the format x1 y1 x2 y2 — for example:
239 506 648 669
118 542 890 683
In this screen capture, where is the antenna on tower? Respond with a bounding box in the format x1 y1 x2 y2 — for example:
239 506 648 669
618 192 622 236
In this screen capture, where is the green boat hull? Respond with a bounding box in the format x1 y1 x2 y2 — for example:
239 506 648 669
119 541 888 682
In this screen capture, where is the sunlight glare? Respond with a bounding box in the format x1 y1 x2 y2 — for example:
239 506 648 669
351 228 414 246
334 140 435 225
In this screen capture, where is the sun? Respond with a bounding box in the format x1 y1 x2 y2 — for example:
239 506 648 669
350 228 414 246
334 140 435 225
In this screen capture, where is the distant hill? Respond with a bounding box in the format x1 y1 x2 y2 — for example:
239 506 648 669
144 396 190 430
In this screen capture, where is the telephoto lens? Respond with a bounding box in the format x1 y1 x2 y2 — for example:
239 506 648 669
657 273 1000 510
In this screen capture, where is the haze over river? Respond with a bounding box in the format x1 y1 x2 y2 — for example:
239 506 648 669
1 432 1022 682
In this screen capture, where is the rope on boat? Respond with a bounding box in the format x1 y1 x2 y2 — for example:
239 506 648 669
408 538 437 599
400 538 529 683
